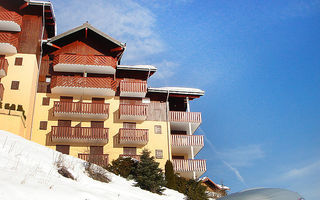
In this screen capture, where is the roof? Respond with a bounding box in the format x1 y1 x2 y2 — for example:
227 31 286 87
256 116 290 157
48 23 125 48
117 65 157 72
148 87 205 96
201 177 230 191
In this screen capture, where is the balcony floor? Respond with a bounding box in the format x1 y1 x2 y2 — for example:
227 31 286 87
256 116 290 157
0 43 17 55
170 122 201 134
51 86 115 97
171 145 204 158
0 21 21 32
54 63 116 74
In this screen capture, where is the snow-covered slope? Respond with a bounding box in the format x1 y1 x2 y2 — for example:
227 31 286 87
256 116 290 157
0 130 185 200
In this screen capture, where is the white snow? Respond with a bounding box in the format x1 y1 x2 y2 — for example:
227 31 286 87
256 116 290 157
0 130 185 200
117 65 157 71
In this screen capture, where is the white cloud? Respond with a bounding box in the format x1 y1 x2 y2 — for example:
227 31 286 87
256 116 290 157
151 60 179 81
282 160 320 180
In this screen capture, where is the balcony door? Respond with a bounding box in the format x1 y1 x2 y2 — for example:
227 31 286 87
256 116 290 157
90 146 103 155
60 96 73 102
58 120 71 127
123 122 136 129
92 97 105 104
123 147 137 155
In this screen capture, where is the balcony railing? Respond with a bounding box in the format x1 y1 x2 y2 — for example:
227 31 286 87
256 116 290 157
169 111 202 134
78 154 108 167
53 101 109 119
171 135 204 147
51 76 117 96
118 128 148 146
51 126 108 145
53 54 117 74
120 154 141 161
0 11 22 32
119 104 148 120
0 83 4 101
0 58 8 78
119 80 147 98
172 159 206 179
0 32 18 54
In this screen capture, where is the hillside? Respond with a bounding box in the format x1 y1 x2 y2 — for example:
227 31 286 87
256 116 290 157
0 130 185 200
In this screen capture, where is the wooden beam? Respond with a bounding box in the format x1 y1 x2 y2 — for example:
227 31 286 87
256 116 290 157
110 47 123 52
19 2 29 10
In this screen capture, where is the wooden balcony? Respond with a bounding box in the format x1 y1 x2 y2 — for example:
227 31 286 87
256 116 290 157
0 11 22 32
172 159 207 179
51 76 117 96
0 83 4 101
169 111 202 134
51 126 108 145
53 54 117 74
53 101 109 120
118 128 148 146
119 80 147 98
0 58 8 78
78 153 108 167
0 32 18 55
171 135 204 157
119 104 148 121
119 154 141 161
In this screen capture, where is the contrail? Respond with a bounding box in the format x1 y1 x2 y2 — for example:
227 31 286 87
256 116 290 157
198 127 247 186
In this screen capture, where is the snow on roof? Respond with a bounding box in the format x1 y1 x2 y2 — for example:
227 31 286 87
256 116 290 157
148 87 205 96
117 65 157 72
217 184 230 190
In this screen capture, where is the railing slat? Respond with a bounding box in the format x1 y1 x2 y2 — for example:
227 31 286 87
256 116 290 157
51 126 108 140
53 101 109 115
51 76 117 90
119 128 148 143
172 159 207 172
78 154 108 167
119 104 148 117
171 135 204 146
120 80 147 93
53 54 117 68
169 111 202 123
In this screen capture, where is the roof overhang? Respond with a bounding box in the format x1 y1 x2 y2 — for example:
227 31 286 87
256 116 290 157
117 65 157 72
48 23 125 48
148 87 205 97
23 0 56 37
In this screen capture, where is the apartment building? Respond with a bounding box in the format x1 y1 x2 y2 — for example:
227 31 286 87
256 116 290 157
0 0 206 179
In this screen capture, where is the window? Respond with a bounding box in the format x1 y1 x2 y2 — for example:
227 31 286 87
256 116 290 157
56 145 70 155
123 147 137 155
154 125 162 134
45 76 51 83
42 97 50 106
39 121 47 130
155 149 163 159
11 81 19 90
14 57 23 66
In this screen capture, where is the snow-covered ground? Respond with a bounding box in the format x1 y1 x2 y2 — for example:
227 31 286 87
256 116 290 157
0 130 185 200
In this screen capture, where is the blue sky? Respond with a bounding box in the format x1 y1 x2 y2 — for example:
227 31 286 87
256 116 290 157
50 0 320 199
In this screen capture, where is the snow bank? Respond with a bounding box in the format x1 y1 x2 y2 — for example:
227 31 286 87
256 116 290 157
0 130 185 200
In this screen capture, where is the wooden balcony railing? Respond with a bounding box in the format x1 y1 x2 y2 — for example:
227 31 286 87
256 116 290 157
119 104 148 118
0 83 4 101
120 80 147 93
0 32 18 48
51 126 108 142
169 111 202 123
120 154 141 161
53 101 109 115
119 128 148 145
0 11 22 26
172 159 206 172
51 76 117 90
171 135 204 147
0 58 8 77
53 54 117 68
78 154 108 167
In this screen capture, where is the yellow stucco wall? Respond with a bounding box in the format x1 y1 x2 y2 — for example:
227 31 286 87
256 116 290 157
31 94 171 169
0 54 38 139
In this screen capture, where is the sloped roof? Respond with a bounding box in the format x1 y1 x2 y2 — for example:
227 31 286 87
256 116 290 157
201 177 230 191
48 22 125 48
148 87 205 96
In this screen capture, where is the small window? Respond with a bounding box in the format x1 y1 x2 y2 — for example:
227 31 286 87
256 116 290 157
142 98 150 104
154 125 162 134
155 149 163 159
39 121 47 130
45 76 51 83
42 97 50 106
15 57 23 66
11 81 19 90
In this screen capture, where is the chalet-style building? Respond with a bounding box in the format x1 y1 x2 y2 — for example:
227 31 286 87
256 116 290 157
0 0 206 179
201 177 230 199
